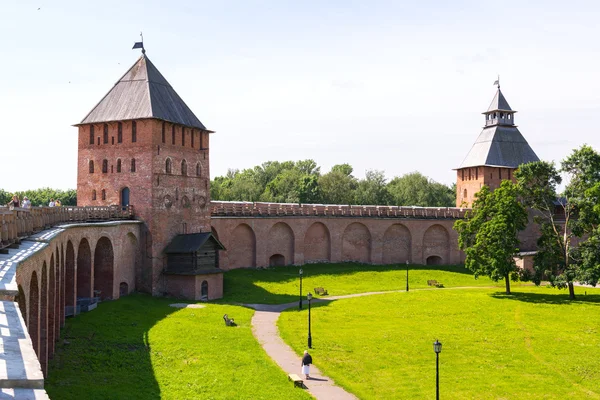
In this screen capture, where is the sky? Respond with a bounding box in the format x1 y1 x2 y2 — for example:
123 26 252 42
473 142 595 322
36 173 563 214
1 0 600 191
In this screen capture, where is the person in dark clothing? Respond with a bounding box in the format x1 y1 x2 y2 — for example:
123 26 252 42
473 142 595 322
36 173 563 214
302 350 313 379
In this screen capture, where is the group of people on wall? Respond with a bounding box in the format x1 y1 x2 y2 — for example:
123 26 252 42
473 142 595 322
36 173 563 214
5 195 62 209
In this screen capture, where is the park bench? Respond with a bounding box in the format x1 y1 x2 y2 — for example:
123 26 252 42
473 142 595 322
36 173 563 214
288 373 303 388
427 280 444 288
223 314 237 326
314 287 328 296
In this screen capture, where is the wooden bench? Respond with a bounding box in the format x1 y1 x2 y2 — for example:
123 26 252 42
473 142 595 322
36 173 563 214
427 280 444 288
314 287 328 296
288 373 303 388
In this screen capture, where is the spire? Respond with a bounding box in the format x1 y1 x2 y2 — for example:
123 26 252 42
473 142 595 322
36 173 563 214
486 88 512 112
77 55 208 130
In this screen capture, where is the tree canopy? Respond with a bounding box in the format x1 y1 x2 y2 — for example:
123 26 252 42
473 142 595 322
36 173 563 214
0 188 77 207
210 160 455 207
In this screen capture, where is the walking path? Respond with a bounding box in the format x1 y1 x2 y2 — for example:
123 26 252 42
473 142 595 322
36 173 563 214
248 286 499 400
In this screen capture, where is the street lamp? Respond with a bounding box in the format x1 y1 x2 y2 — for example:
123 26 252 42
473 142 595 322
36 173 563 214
307 292 313 349
299 268 303 310
434 340 442 400
406 260 409 292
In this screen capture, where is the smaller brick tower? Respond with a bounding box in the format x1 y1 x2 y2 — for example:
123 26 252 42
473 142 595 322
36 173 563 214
76 51 220 299
455 86 539 207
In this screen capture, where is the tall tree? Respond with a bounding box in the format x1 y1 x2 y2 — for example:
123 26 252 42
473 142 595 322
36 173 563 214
355 169 391 205
454 181 528 294
387 172 454 207
319 164 358 204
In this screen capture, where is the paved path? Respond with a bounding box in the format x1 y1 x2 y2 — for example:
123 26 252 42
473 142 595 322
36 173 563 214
248 286 502 400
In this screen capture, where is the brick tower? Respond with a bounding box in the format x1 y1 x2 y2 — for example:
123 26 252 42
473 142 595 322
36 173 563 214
455 86 539 207
75 52 216 297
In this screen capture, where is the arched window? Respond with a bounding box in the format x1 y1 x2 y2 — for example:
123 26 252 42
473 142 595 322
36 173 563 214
132 121 137 143
165 158 172 174
117 159 121 173
89 125 95 145
131 158 136 172
182 127 185 146
171 125 175 145
463 189 467 199
191 129 195 148
181 160 187 176
196 162 201 176
92 190 97 201
121 187 130 206
118 122 123 143
89 160 94 173
162 122 165 143
103 124 108 144
102 159 108 173
101 189 106 200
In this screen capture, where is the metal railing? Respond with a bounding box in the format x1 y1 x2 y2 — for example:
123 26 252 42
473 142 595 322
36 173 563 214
0 206 134 249
210 201 467 219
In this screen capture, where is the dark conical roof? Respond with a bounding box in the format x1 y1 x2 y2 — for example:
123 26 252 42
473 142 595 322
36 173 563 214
486 89 512 112
78 55 207 130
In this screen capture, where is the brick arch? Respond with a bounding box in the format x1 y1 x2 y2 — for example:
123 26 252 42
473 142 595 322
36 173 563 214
123 232 139 296
29 271 40 358
17 285 27 327
48 260 56 360
65 240 76 310
342 222 371 263
55 245 61 337
40 261 48 376
94 236 114 300
267 222 294 266
304 222 331 262
77 238 92 299
382 224 412 264
422 224 450 265
229 224 256 268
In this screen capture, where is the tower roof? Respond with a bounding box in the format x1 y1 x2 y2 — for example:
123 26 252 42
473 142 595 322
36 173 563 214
485 88 513 112
78 55 208 130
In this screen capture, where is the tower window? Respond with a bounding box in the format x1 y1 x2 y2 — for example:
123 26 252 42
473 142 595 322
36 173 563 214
165 158 172 174
182 127 185 146
468 169 471 180
199 132 204 150
102 159 108 173
118 122 123 143
103 124 108 144
463 189 467 199
196 163 201 176
117 159 122 173
461 170 464 181
92 190 96 201
499 168 502 179
475 168 478 180
191 129 195 148
131 158 136 172
112 137 114 145
162 122 165 143
172 125 176 145
132 121 137 143
89 125 95 145
181 159 187 176
89 160 94 173
101 189 106 200
508 169 511 179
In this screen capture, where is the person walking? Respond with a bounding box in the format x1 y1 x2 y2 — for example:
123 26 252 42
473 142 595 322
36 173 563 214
302 350 313 380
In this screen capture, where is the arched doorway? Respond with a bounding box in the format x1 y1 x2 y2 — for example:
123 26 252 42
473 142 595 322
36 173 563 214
426 256 443 265
65 241 75 311
201 281 208 300
40 262 48 375
94 237 114 301
121 187 130 207
77 239 92 299
269 254 286 267
29 271 40 358
119 282 129 297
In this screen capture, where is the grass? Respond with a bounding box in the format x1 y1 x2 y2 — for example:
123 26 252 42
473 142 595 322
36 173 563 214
222 262 516 304
278 285 600 399
45 294 312 400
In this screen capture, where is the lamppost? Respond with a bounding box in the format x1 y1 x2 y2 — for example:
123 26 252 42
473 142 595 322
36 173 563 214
434 339 442 400
299 268 303 310
406 260 409 292
307 292 313 349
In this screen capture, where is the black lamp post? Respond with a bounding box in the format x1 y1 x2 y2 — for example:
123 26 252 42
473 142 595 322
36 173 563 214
299 268 303 310
406 260 409 292
434 339 442 400
307 292 313 349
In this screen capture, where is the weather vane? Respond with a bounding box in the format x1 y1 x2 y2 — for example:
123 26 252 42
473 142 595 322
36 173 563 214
132 32 145 54
493 75 500 89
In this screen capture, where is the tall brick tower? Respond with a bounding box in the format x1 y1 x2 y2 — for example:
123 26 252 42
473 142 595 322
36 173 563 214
75 52 213 296
455 86 539 207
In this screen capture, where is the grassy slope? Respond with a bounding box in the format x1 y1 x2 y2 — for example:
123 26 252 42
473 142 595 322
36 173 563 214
222 263 516 304
278 286 600 400
46 294 312 400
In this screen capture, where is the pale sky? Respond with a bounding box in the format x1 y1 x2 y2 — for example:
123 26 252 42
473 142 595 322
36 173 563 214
1 0 600 191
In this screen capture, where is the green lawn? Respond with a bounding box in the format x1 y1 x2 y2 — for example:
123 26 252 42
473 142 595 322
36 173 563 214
45 294 313 400
278 285 600 399
222 263 513 304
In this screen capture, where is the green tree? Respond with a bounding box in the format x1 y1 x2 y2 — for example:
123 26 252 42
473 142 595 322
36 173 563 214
454 181 528 294
355 170 391 205
319 164 358 204
387 172 454 207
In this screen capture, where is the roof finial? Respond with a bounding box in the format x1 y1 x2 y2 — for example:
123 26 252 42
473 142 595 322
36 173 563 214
132 32 145 54
493 75 500 89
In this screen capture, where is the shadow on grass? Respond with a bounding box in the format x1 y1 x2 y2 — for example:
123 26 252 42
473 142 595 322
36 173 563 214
490 291 600 305
221 263 472 304
46 293 179 400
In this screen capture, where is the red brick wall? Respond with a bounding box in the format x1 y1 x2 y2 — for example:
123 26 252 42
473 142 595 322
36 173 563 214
456 166 517 207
